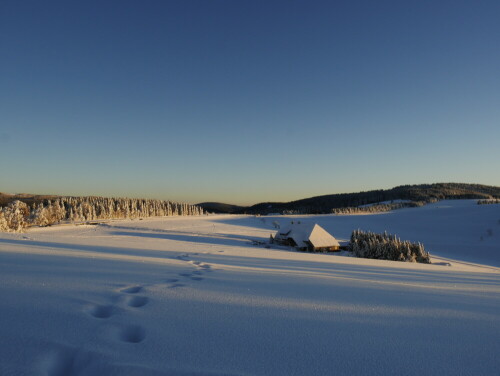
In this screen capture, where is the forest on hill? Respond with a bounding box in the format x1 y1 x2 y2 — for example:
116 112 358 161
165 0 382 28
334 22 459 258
238 183 500 215
2 183 499 218
196 202 245 214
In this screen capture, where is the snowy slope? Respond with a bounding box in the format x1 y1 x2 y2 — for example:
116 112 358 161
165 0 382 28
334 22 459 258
268 200 500 267
0 200 499 375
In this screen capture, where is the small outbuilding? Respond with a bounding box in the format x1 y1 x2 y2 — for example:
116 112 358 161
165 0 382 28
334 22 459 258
271 221 340 252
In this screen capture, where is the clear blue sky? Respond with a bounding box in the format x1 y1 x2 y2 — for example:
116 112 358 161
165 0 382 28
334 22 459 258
1 0 499 205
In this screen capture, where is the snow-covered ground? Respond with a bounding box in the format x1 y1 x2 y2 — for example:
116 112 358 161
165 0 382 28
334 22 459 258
0 200 499 375
273 199 500 267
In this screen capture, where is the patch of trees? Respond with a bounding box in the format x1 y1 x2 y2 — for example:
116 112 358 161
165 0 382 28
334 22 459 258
349 229 431 263
0 200 30 232
477 199 500 205
0 197 204 232
332 199 437 214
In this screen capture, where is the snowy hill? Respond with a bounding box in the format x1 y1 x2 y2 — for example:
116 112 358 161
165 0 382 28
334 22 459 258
240 183 500 214
196 202 245 214
0 200 499 375
267 199 500 267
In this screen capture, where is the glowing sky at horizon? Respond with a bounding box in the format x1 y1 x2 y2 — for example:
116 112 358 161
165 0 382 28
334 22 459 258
1 0 499 205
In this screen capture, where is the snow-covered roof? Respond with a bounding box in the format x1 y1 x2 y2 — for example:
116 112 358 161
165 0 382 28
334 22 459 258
275 222 339 248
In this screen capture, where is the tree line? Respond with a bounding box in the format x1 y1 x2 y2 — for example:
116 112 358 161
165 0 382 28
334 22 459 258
0 196 204 232
477 199 500 205
331 199 438 214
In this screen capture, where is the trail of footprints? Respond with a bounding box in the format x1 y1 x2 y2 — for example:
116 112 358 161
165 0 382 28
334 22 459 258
168 253 214 286
85 252 213 345
44 253 215 375
87 284 148 344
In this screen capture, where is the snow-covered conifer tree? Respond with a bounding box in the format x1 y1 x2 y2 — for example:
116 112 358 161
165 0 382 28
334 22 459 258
2 200 29 232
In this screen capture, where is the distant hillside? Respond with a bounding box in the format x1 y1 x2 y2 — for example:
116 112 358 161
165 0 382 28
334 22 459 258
3 183 499 215
0 193 59 207
197 202 245 214
238 183 500 215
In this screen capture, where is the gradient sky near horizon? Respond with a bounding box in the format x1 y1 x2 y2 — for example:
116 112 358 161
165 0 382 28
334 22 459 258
1 0 499 205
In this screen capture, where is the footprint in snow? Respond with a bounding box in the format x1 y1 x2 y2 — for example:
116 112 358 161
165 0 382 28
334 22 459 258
126 295 149 308
120 286 143 294
169 283 186 288
87 304 115 319
163 278 179 283
41 346 92 376
119 324 146 343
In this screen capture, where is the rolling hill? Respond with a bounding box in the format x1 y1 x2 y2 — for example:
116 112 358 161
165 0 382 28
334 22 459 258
3 183 499 215
239 183 500 214
196 202 245 214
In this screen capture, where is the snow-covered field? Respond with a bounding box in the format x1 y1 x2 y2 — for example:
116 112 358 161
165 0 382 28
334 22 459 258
0 200 499 375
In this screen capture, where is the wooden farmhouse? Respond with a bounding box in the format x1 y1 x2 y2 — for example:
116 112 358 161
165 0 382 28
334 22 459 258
272 221 340 252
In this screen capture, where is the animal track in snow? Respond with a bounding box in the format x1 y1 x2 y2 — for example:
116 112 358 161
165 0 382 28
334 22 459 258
121 286 143 294
42 347 91 376
88 304 115 319
190 276 203 281
119 325 146 343
126 295 149 308
169 283 186 288
164 278 179 283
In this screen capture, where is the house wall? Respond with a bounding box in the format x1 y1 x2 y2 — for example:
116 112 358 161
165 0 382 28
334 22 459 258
312 246 340 252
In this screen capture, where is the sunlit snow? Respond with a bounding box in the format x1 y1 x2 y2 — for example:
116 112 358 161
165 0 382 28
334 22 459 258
0 200 498 375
